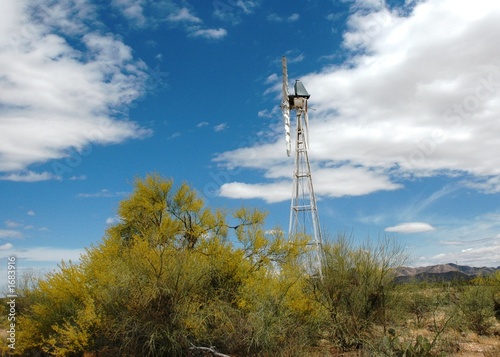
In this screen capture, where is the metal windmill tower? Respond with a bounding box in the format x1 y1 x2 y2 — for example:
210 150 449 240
280 56 323 273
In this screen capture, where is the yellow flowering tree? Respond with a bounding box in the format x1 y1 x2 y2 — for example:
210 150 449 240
15 174 318 356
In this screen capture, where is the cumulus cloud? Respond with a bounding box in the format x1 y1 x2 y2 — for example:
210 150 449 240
215 0 500 203
385 222 435 234
219 165 400 203
300 0 500 177
0 1 151 178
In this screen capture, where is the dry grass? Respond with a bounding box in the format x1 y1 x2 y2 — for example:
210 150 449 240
302 308 500 356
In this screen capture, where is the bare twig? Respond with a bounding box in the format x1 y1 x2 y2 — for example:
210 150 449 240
189 345 231 357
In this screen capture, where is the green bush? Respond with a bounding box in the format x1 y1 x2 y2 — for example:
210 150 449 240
311 234 408 350
406 290 434 327
456 284 495 335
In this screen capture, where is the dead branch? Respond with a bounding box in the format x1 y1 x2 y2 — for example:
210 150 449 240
189 345 231 357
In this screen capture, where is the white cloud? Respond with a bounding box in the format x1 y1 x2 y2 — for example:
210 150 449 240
0 1 151 176
417 244 500 267
167 7 202 23
220 181 291 203
27 0 97 35
0 171 59 182
463 176 500 194
214 123 229 132
258 109 275 118
235 0 260 14
27 210 35 216
106 217 120 225
433 212 500 248
76 189 128 198
168 132 182 140
112 0 146 26
286 53 305 64
314 166 402 198
0 243 13 251
385 222 436 233
0 230 23 239
265 73 279 84
220 165 400 203
268 13 299 23
12 247 84 262
164 6 227 40
5 220 21 228
267 14 283 22
214 0 260 23
402 217 500 266
215 0 500 201
190 28 227 40
301 0 500 178
0 246 84 287
69 175 87 181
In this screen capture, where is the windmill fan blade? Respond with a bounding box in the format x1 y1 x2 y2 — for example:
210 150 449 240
281 56 289 103
285 120 291 157
304 106 310 148
281 56 291 157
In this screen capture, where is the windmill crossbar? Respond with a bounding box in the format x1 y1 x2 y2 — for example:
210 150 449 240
292 206 314 211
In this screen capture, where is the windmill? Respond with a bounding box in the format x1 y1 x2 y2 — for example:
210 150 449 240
280 56 323 274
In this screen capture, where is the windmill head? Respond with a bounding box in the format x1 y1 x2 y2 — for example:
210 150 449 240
289 80 310 110
280 57 312 156
294 80 310 98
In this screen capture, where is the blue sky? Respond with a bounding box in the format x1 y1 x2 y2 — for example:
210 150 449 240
1 0 500 286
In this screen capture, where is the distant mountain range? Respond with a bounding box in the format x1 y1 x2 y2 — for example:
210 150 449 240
394 263 500 283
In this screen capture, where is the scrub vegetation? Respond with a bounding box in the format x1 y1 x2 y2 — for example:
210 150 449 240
1 174 500 356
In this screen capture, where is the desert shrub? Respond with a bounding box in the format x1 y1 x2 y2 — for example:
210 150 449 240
311 234 408 351
406 290 434 327
456 283 495 335
376 332 434 357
